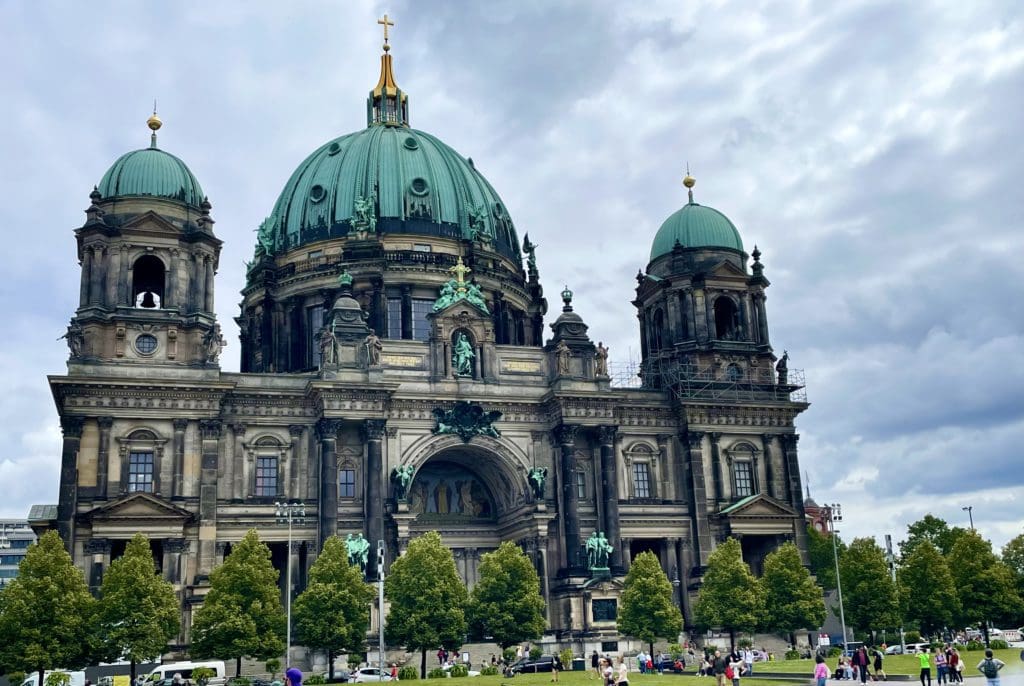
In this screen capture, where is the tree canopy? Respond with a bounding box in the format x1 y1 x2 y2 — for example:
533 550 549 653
384 531 468 678
466 541 546 651
96 534 180 682
839 537 900 633
948 530 1024 636
190 530 285 675
761 542 826 643
899 515 969 558
897 540 959 636
0 531 96 686
617 551 683 654
806 525 844 590
694 538 764 645
293 536 374 679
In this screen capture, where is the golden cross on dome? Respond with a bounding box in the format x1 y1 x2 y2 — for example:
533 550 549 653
449 256 472 291
378 13 394 51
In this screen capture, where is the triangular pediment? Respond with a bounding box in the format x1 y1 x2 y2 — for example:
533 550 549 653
719 493 799 518
431 298 489 319
119 211 181 235
87 492 193 521
708 259 749 278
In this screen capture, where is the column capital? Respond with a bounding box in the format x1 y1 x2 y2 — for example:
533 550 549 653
288 424 305 438
84 537 111 554
165 538 190 553
683 430 705 449
199 419 223 440
709 432 722 444
316 418 342 439
60 416 85 438
172 418 189 432
597 425 618 446
779 433 800 449
363 419 387 441
760 433 775 446
97 416 115 430
554 424 579 446
230 423 247 437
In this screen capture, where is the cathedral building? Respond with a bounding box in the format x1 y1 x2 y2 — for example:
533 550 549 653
41 26 810 653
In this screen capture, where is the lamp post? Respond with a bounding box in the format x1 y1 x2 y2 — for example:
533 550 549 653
275 500 305 667
962 506 974 530
827 503 849 652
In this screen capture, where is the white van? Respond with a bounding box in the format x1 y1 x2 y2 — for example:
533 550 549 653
20 672 87 686
145 662 227 683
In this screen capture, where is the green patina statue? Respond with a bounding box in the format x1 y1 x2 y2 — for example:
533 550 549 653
337 268 353 288
391 465 415 501
585 531 613 571
433 279 459 312
432 401 502 442
453 332 475 377
352 194 377 233
528 467 548 500
431 256 490 315
522 233 538 273
345 532 370 572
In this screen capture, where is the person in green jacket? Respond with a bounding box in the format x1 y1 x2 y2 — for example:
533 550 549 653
918 649 932 686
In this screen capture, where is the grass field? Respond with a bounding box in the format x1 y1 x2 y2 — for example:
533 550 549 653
751 648 1022 676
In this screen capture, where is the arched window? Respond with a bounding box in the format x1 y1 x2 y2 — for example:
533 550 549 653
714 296 740 340
132 255 165 309
726 442 760 499
624 443 658 500
253 437 282 498
117 428 165 495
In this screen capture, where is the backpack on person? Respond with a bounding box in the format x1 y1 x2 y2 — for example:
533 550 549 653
980 659 999 679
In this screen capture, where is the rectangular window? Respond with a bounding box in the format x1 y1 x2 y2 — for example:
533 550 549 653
127 451 154 493
734 461 754 497
575 471 587 500
413 243 432 252
601 641 619 653
340 469 356 498
307 304 325 367
411 298 434 341
0 569 18 578
0 554 24 565
8 539 30 549
386 298 402 339
255 456 278 497
307 250 323 259
632 462 651 499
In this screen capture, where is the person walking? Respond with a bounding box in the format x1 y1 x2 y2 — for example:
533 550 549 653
285 668 303 686
742 648 754 676
948 648 962 684
873 646 886 681
551 654 562 683
853 647 870 684
712 650 728 686
934 647 947 685
976 649 1004 686
918 648 932 686
616 657 629 686
592 650 601 680
728 653 744 686
814 655 830 686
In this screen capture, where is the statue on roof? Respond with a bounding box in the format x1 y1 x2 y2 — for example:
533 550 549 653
528 467 548 500
776 350 789 384
523 233 538 273
256 218 275 255
554 340 572 376
464 281 489 314
467 203 488 240
345 533 370 572
595 341 609 377
352 194 377 233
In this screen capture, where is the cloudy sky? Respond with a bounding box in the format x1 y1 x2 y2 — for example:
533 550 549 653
1 1 1021 550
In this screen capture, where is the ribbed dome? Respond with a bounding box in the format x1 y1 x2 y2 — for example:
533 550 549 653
97 147 205 207
257 126 520 260
649 202 744 261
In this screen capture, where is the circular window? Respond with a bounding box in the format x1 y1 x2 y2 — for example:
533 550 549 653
327 142 341 155
310 185 326 203
403 136 419 150
135 334 158 355
410 177 429 196
492 202 504 217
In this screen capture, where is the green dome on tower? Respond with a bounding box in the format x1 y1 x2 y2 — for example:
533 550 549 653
649 175 743 261
97 113 205 207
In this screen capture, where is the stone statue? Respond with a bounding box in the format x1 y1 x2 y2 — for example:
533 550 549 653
432 401 502 441
59 321 85 358
453 332 474 377
554 340 572 376
464 281 489 314
352 194 377 233
585 531 613 570
364 329 383 367
433 279 458 312
345 533 370 572
522 233 538 273
318 327 338 367
467 203 488 240
201 323 226 363
256 218 275 256
337 268 353 288
595 341 609 377
527 467 547 500
776 349 789 385
391 465 415 501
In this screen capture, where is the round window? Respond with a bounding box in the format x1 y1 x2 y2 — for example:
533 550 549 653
403 136 419 150
310 184 326 203
327 141 342 155
135 334 158 355
410 177 429 196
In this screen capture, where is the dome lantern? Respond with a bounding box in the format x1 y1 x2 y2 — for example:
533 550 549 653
648 169 744 263
368 13 409 127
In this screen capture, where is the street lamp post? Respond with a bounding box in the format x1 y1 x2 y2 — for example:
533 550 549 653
828 503 849 652
276 500 305 667
962 506 974 530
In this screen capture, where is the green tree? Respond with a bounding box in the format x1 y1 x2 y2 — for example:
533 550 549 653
1002 533 1024 597
96 534 180 682
385 532 468 678
948 531 1024 643
899 515 969 558
897 541 959 637
806 525 845 590
693 538 764 646
466 541 546 651
617 551 683 655
761 542 826 646
190 530 285 676
839 538 900 638
0 531 96 686
293 536 374 680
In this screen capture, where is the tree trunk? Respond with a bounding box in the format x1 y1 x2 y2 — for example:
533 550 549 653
982 625 990 647
421 649 427 679
38 667 45 686
789 632 796 651
729 628 736 650
650 643 655 669
130 660 137 685
236 657 242 678
328 650 335 680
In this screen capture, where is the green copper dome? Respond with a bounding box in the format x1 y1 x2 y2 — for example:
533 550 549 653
97 146 205 207
256 125 520 260
649 201 744 261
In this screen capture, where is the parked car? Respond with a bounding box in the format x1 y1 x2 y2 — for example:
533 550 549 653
884 645 904 655
350 668 392 683
505 656 555 675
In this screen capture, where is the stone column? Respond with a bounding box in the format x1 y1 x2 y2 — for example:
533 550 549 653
79 247 93 307
96 416 113 499
667 291 683 341
364 419 386 555
204 255 215 313
165 538 188 584
754 293 770 346
288 425 304 498
231 423 247 501
172 419 187 499
537 536 551 619
556 424 581 571
740 295 753 341
710 432 724 504
597 426 622 571
694 287 709 344
85 537 111 591
56 416 84 552
166 249 178 309
779 434 810 563
89 246 105 306
117 246 130 306
106 247 121 307
684 431 713 567
674 538 695 630
197 420 222 580
317 419 341 546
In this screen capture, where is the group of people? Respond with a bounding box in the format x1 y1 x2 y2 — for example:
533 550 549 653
812 645 1007 686
588 653 629 686
692 649 750 686
826 646 888 683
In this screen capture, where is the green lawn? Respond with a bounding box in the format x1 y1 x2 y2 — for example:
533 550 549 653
411 672 798 686
751 648 1023 676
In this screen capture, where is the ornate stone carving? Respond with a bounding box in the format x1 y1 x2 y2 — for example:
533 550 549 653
199 419 222 440
316 418 342 439
597 425 618 446
363 419 387 441
554 424 579 446
431 402 501 442
84 538 111 555
98 416 114 430
684 430 705 449
61 416 85 438
288 424 305 438
172 418 189 432
527 467 548 499
165 538 190 553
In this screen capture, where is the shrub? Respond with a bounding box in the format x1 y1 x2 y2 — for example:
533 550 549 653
265 660 281 681
529 647 543 661
427 668 447 679
828 647 843 658
785 650 801 660
737 638 753 649
228 679 251 686
449 665 468 678
479 666 499 676
45 675 71 686
503 647 518 664
559 649 575 670
904 631 921 644
193 669 216 686
7 672 25 686
989 639 1009 650
306 676 327 685
398 667 419 681
668 643 683 659
964 640 985 651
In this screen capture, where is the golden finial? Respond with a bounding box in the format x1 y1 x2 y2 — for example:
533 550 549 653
449 256 472 293
378 13 394 52
683 163 696 203
147 101 162 148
